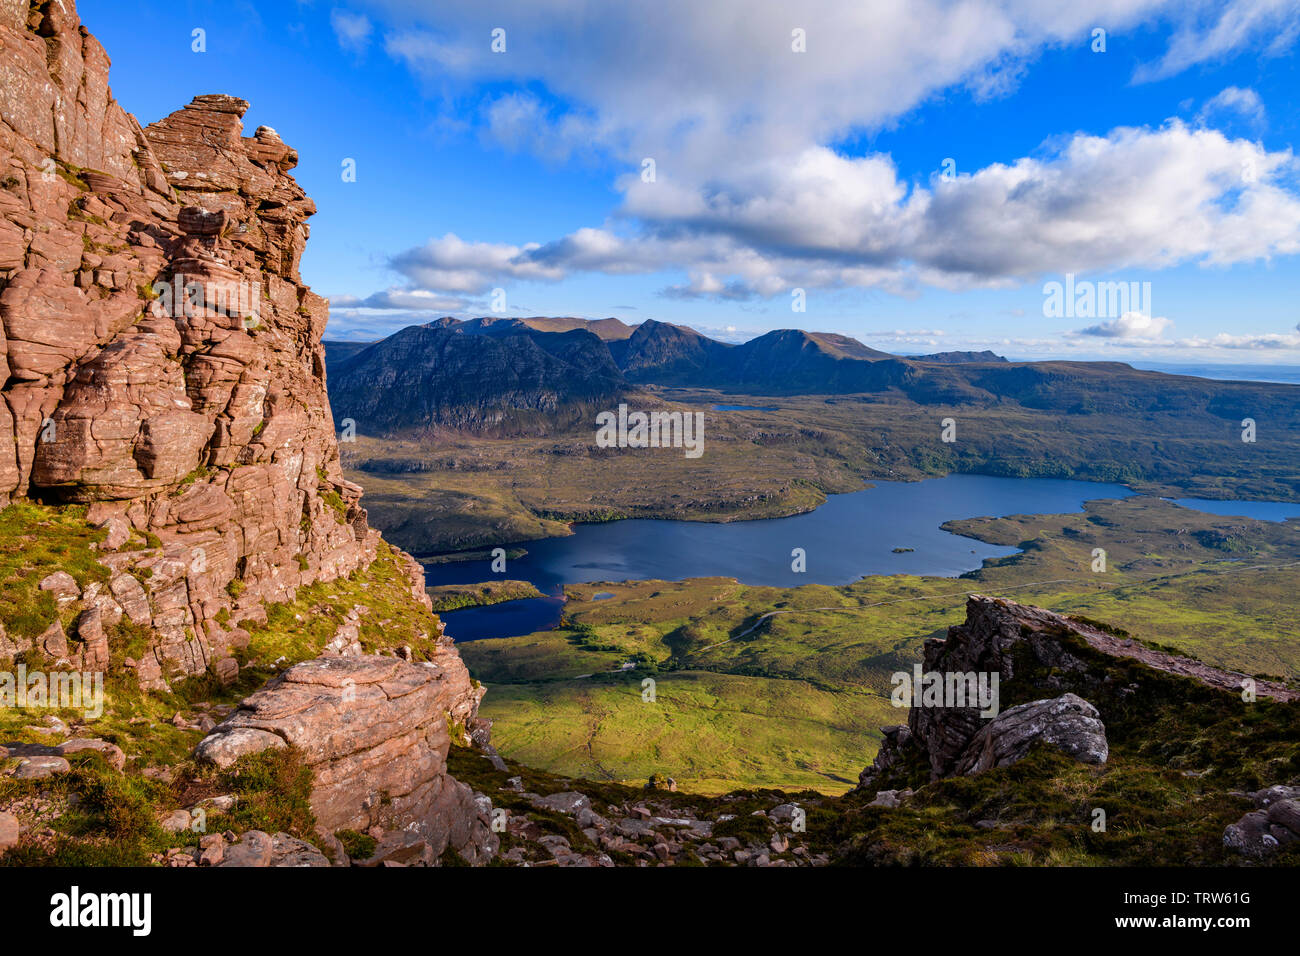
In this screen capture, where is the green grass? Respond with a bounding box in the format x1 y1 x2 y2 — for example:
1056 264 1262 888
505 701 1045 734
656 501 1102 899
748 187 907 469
478 669 891 793
426 579 543 612
335 828 377 859
0 501 109 639
239 540 444 667
0 751 170 866
214 748 316 839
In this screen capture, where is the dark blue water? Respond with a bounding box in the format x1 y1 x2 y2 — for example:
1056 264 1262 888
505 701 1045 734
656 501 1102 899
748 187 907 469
1166 497 1300 522
428 474 1140 640
713 404 779 411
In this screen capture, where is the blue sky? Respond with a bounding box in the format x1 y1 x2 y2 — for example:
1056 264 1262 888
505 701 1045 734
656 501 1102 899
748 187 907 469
82 0 1300 361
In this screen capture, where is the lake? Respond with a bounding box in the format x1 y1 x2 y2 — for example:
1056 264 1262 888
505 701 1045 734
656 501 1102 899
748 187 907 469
426 474 1144 640
426 476 1300 640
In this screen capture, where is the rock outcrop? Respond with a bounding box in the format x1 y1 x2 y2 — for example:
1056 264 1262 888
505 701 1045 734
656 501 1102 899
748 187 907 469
1223 785 1300 859
859 596 1115 789
196 652 497 863
952 693 1108 775
1 1 376 689
857 594 1297 795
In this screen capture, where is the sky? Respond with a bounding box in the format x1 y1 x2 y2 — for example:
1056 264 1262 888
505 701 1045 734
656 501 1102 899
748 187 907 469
81 0 1300 362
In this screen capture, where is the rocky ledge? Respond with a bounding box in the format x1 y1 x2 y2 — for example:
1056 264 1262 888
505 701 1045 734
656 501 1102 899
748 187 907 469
196 653 496 863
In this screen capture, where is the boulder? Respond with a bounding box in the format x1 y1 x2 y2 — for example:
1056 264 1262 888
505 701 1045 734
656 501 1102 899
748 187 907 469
10 755 71 779
269 832 331 867
0 811 19 855
1224 790 1300 857
529 792 592 815
218 830 274 868
194 727 287 769
38 571 80 605
195 655 497 863
954 693 1108 775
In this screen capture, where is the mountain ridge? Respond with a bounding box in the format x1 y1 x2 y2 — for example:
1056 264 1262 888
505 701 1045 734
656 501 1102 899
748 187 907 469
325 315 1300 437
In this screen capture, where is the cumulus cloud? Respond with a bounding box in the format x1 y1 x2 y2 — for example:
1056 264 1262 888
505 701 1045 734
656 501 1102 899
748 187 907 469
1074 312 1174 338
330 288 468 311
1196 86 1266 131
343 0 1300 324
389 233 566 293
1175 329 1300 349
379 123 1300 301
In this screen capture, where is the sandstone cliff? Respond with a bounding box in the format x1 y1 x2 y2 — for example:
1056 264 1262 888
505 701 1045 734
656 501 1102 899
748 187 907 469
0 1 388 688
0 1 496 864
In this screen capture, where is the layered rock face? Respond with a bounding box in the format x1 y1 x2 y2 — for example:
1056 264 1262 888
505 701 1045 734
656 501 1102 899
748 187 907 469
0 2 379 688
196 653 497 863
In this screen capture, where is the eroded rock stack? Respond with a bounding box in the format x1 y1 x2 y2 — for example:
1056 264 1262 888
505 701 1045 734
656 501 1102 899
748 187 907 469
0 2 377 689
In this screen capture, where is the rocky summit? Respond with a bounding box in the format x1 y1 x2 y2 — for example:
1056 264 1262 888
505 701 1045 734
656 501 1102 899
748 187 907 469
195 654 497 863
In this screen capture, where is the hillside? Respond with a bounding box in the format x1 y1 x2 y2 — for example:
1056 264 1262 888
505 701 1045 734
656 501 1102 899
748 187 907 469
329 320 624 436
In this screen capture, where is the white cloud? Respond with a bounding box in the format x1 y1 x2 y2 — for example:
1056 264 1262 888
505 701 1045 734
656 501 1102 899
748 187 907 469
379 123 1300 302
330 288 469 311
389 233 566 293
371 1 1297 174
1074 311 1174 338
480 93 600 161
1134 0 1300 82
348 1 1300 315
1195 86 1265 130
1175 328 1300 349
330 9 373 54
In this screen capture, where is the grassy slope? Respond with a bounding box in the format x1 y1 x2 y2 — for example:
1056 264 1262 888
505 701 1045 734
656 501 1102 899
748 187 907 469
0 501 447 864
823 623 1300 866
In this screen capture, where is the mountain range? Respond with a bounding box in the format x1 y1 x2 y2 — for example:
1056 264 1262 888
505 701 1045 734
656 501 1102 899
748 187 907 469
325 316 1292 437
